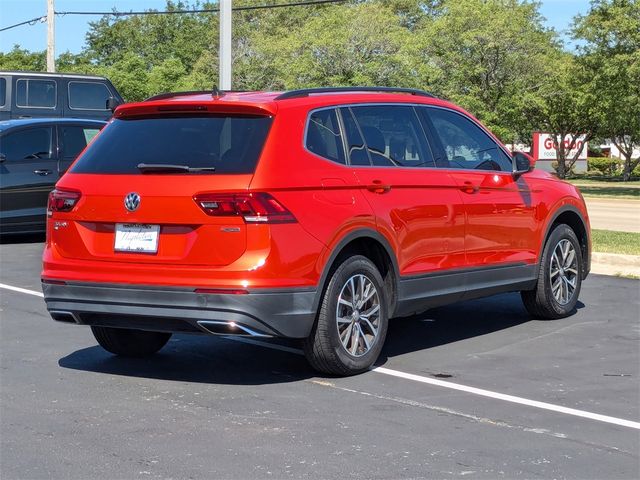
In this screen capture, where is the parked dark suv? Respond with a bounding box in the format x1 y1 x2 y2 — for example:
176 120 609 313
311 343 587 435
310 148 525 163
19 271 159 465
0 71 123 121
1 118 106 234
42 87 591 375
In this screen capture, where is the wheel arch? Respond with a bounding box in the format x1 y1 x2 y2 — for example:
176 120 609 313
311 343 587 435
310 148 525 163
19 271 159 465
541 205 590 279
313 229 400 317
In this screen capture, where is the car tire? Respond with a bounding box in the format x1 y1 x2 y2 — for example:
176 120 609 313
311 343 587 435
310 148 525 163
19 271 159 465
521 224 583 319
91 326 171 357
304 255 389 376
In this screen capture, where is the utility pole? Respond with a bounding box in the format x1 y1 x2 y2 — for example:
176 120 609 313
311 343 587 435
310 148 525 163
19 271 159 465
46 0 55 72
218 0 231 90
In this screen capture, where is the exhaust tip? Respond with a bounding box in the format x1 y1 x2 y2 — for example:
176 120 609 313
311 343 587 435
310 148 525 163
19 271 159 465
197 320 270 337
49 310 81 324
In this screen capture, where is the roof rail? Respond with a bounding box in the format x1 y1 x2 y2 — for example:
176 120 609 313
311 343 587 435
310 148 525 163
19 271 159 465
275 86 436 100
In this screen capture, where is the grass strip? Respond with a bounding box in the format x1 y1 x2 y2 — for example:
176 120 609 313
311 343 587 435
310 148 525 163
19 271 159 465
591 229 640 256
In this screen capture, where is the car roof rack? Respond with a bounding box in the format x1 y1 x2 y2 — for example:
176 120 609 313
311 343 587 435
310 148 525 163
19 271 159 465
275 86 436 100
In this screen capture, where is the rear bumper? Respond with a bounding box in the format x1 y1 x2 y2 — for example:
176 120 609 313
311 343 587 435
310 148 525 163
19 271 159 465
42 281 317 338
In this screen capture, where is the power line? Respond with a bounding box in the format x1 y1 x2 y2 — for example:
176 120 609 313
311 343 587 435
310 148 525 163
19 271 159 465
0 16 46 33
56 0 348 17
0 0 348 33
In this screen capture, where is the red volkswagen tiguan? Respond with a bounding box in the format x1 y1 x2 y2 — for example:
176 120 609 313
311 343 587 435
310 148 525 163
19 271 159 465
42 87 590 375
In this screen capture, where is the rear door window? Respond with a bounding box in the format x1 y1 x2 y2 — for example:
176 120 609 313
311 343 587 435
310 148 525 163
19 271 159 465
71 115 273 174
16 79 57 108
1 127 53 160
423 107 512 171
68 82 111 110
305 108 345 164
350 105 434 168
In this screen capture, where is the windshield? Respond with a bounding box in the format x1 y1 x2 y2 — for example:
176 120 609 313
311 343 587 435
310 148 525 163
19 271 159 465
71 114 273 174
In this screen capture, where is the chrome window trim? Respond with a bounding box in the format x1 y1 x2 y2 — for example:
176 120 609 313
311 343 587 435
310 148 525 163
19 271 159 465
67 81 111 111
15 79 57 110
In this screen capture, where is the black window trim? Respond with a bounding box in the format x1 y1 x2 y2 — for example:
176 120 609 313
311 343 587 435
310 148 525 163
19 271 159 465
15 78 57 110
67 80 112 111
419 105 514 174
305 102 490 170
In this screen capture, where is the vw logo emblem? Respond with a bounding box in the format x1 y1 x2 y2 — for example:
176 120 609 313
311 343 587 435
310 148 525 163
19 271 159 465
124 192 141 212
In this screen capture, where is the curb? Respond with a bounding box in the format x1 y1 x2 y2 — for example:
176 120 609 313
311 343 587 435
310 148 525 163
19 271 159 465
591 252 640 278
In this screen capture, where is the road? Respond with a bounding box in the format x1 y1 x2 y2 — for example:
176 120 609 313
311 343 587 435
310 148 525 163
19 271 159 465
1 238 639 479
585 197 640 233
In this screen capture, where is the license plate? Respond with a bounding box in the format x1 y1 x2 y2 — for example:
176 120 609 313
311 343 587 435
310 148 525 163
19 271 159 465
114 224 160 253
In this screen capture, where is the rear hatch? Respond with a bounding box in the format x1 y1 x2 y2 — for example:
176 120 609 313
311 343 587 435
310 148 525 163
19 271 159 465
51 108 273 266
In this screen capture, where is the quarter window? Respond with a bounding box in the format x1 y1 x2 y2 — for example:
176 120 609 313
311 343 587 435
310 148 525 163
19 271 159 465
350 105 434 168
1 128 53 160
16 79 56 108
68 82 111 110
423 108 512 171
306 109 345 164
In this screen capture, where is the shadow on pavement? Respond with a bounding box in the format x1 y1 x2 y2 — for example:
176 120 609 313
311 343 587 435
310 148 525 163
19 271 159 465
0 233 46 244
58 292 585 384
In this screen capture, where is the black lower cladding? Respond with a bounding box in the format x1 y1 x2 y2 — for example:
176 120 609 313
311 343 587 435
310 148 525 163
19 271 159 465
42 282 318 338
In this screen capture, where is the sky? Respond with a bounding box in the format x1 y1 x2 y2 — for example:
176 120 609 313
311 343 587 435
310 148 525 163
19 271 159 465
0 0 591 55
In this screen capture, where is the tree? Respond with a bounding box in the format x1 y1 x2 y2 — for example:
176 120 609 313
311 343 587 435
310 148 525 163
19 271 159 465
415 0 559 143
522 52 598 179
0 46 45 71
573 0 640 180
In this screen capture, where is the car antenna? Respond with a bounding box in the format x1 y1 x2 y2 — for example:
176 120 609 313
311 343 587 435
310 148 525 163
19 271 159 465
212 86 224 98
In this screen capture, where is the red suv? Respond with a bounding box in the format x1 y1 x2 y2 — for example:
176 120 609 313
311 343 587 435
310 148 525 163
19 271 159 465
42 87 591 375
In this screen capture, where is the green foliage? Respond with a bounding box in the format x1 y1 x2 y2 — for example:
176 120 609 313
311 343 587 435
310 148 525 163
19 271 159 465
416 0 558 142
0 46 46 71
588 157 620 175
573 0 640 180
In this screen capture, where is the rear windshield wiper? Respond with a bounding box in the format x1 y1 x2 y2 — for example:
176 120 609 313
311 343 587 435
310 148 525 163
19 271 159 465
137 163 216 173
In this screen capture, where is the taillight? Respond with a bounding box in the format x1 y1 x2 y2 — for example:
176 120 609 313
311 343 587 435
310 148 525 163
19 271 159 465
47 189 81 215
193 192 296 224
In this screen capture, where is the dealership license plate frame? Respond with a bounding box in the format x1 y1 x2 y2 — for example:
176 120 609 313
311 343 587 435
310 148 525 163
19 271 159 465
114 223 160 253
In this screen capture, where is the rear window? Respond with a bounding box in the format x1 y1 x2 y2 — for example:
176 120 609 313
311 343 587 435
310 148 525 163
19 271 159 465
71 115 273 174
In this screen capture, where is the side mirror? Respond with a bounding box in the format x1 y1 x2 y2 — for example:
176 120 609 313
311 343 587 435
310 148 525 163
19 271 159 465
106 97 122 112
512 151 532 177
0 153 6 163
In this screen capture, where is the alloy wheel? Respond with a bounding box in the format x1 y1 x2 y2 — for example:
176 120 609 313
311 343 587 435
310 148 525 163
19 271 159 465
336 274 381 357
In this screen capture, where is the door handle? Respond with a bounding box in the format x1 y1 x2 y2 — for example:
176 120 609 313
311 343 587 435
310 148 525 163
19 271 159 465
460 181 479 194
366 180 391 194
33 169 52 176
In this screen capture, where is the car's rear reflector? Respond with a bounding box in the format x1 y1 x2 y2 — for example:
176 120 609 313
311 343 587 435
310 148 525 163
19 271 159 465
47 189 81 215
193 192 296 224
194 288 249 295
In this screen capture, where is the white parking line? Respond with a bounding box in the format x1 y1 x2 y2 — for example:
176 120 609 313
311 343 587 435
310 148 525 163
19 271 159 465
0 283 44 297
3 282 639 430
372 367 640 430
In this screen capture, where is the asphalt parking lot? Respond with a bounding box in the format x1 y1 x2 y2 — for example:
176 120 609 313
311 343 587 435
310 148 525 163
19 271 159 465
1 237 639 479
